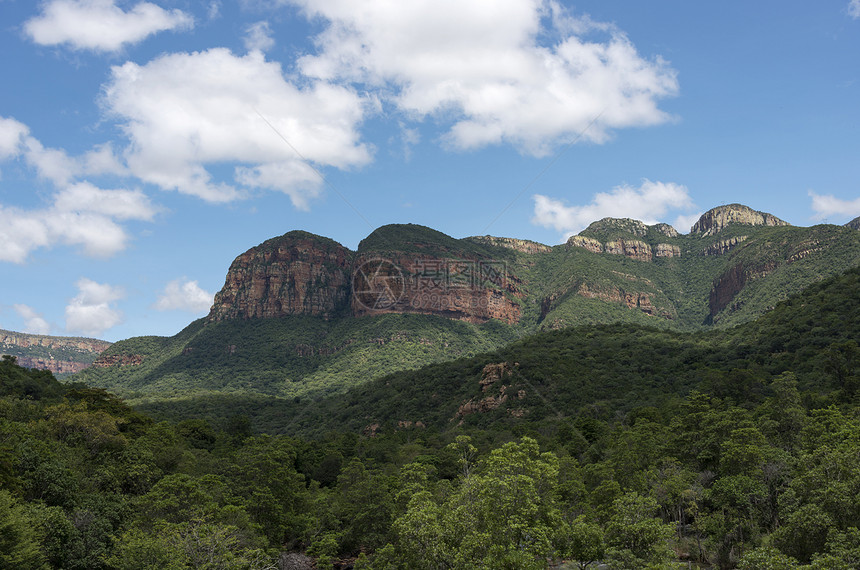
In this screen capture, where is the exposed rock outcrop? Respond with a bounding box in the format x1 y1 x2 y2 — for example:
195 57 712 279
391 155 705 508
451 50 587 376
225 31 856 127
350 252 524 324
0 330 111 374
846 216 860 230
703 236 748 256
653 223 680 237
12 357 92 375
568 228 680 260
567 235 604 254
604 239 653 261
692 204 789 236
654 243 681 258
577 284 666 317
207 231 353 322
708 261 778 320
0 330 111 353
583 217 649 237
465 236 552 254
480 362 514 391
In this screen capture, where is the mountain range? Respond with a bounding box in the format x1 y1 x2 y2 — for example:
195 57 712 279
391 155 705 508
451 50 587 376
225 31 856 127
63 204 860 424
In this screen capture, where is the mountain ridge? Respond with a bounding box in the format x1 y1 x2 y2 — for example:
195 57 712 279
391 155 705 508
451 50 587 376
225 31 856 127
71 203 860 408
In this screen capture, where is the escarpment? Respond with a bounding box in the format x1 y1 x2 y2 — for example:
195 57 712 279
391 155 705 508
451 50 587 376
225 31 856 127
201 205 860 333
207 231 354 321
692 204 789 236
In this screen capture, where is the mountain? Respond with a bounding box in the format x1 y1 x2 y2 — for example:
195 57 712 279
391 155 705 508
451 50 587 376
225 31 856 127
0 330 111 376
72 204 860 408
847 215 860 230
138 261 860 436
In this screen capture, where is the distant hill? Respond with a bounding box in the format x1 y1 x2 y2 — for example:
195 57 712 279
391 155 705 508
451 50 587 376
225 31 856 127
0 330 111 376
72 203 860 408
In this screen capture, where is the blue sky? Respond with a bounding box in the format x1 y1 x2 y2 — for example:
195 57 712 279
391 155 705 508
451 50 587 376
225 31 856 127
1 0 859 342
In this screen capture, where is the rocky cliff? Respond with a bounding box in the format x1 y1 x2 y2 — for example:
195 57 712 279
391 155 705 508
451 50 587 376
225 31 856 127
567 218 682 261
847 216 860 231
0 330 111 375
203 206 859 334
207 231 354 321
691 204 789 236
208 226 527 326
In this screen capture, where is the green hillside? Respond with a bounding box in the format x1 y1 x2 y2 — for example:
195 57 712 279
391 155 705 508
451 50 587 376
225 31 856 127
77 313 523 405
72 214 860 408
134 264 860 438
3 267 860 569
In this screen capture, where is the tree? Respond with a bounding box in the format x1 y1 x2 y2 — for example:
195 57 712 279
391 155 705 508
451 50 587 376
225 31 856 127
604 492 675 568
0 490 47 570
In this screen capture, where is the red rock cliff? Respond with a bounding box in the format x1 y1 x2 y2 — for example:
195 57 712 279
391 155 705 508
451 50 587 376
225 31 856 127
207 231 354 321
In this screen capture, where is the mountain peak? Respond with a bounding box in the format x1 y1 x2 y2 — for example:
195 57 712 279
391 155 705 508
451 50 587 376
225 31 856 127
691 204 789 236
580 217 649 238
846 216 860 230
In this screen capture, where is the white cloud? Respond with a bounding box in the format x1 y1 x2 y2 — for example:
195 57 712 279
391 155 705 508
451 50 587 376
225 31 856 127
103 48 372 205
809 190 860 221
244 21 275 52
154 279 214 313
24 0 193 52
0 182 157 263
53 182 158 220
0 117 29 159
13 304 52 335
532 179 695 240
65 278 124 337
673 212 704 234
294 0 678 155
849 0 860 19
0 115 126 184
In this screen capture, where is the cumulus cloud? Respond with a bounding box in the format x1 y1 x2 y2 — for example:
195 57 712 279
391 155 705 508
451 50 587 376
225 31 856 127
13 304 52 335
154 278 214 313
532 179 695 240
244 21 275 52
0 182 158 263
294 0 678 155
24 0 193 52
849 0 860 19
0 117 29 160
0 115 125 185
102 48 372 206
809 190 860 221
65 278 124 337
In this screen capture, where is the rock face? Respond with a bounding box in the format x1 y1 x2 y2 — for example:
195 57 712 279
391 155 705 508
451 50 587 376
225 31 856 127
567 219 682 261
708 261 777 321
0 330 111 374
655 243 681 258
350 252 523 324
847 217 860 230
0 331 111 353
207 231 354 322
703 236 748 256
604 239 653 261
584 217 649 237
567 235 604 254
692 204 789 236
567 236 680 260
465 236 551 254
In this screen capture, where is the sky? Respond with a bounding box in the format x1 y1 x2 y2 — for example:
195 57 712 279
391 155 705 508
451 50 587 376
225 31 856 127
0 0 859 342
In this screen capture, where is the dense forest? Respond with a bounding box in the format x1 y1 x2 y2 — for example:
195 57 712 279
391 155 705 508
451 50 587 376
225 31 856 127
2 267 860 569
